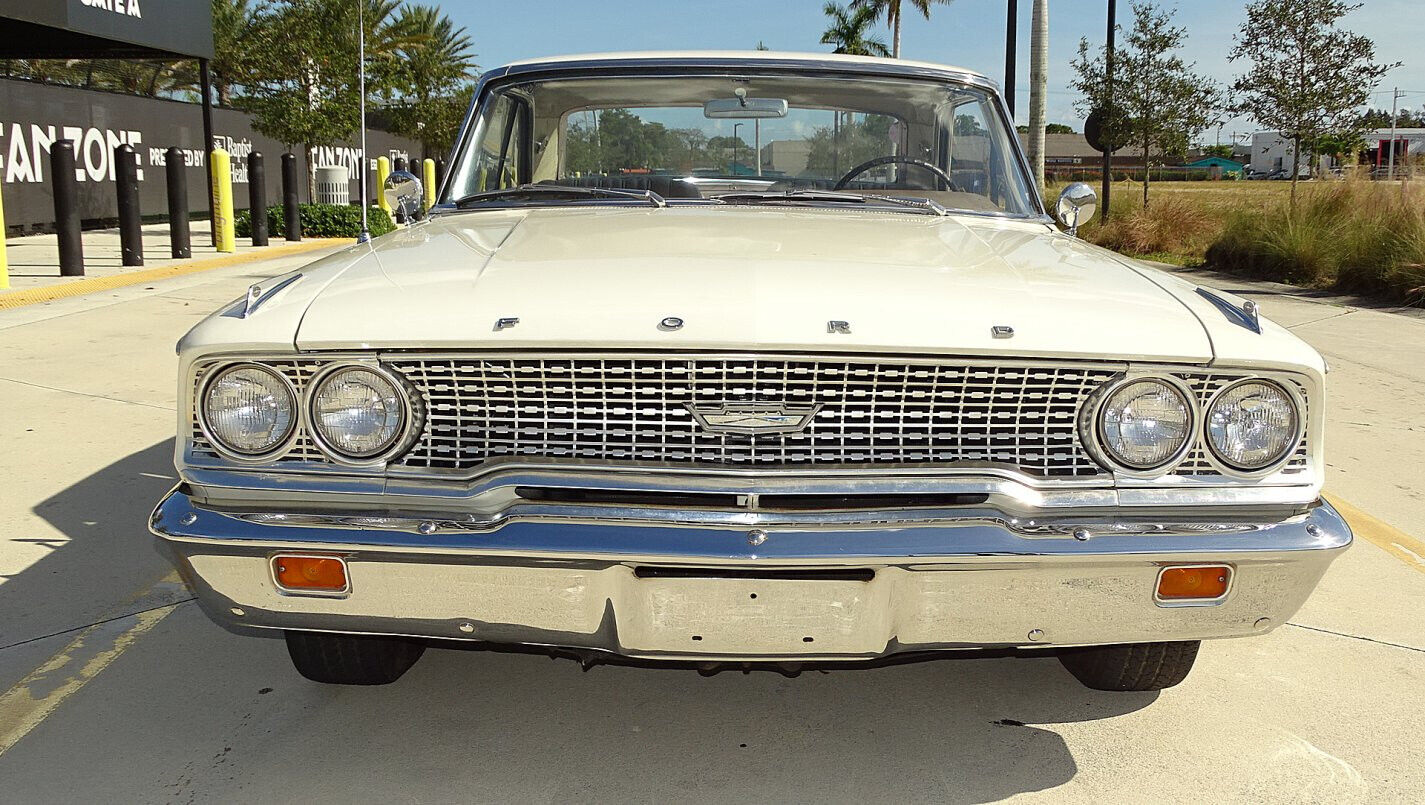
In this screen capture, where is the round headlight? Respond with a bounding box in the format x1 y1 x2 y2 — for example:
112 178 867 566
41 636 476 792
309 366 410 461
201 364 297 457
1096 378 1194 471
1206 380 1299 471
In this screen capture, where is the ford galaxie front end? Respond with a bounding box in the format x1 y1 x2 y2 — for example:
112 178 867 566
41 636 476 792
152 52 1350 690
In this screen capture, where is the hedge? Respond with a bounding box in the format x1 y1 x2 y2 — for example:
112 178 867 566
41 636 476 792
235 204 397 239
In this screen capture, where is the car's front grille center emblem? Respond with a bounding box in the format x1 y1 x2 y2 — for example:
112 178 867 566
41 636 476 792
687 403 821 435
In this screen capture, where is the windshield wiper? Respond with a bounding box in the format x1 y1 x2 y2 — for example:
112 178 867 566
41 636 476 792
454 184 666 209
715 189 947 216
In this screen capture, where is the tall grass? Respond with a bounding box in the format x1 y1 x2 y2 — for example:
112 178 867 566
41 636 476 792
1205 180 1425 304
1089 194 1220 258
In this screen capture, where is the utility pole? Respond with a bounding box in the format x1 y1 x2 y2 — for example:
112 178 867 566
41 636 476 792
1387 87 1404 181
1004 0 1017 119
1101 0 1115 222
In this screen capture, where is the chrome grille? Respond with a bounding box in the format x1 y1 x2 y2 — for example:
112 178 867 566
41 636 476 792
188 355 1312 480
386 356 1119 477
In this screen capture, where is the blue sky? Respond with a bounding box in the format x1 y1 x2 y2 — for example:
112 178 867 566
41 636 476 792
441 0 1425 141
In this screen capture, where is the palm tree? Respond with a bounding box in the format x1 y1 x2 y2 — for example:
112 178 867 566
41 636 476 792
820 2 890 57
386 4 478 158
211 0 257 106
850 0 953 59
1027 0 1048 188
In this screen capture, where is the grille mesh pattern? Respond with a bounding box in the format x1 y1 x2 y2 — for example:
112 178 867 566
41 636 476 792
387 357 1118 477
189 355 1310 479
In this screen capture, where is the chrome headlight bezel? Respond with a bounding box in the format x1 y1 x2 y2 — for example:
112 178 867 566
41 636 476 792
197 362 300 463
303 362 422 466
1203 378 1304 478
1081 374 1199 478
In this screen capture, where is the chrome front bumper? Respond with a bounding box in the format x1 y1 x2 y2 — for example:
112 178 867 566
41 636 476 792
151 488 1352 661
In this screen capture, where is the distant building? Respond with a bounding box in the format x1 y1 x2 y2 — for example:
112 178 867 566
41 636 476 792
1184 156 1245 177
1033 133 1161 176
1249 129 1425 175
760 140 812 176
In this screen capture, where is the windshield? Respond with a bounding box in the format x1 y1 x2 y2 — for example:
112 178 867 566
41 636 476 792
445 70 1039 216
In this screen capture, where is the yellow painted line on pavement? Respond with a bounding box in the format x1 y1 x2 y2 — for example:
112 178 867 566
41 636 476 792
1326 494 1425 574
0 238 352 311
0 572 185 755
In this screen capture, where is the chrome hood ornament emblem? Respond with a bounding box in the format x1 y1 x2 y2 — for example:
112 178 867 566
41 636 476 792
687 403 821 435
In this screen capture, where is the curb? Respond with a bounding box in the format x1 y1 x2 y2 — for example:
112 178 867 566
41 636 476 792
0 239 353 311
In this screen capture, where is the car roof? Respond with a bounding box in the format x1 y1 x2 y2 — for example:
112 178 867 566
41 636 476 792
493 50 994 87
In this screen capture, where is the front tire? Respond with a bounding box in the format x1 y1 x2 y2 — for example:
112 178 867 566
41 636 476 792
284 630 425 685
1057 640 1200 691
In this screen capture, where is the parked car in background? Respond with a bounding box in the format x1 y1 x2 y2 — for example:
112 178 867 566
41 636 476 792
152 52 1351 692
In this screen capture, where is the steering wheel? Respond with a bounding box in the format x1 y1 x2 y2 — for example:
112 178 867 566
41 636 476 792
833 155 959 191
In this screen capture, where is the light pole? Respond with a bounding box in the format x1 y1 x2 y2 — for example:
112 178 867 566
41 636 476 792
1101 0 1116 222
357 0 370 243
733 123 744 174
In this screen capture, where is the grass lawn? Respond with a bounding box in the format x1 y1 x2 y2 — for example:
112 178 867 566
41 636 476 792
1047 178 1425 305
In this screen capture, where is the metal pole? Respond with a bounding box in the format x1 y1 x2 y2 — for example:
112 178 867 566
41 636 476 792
393 156 407 173
282 153 302 241
115 144 143 266
1101 0 1116 223
199 58 216 247
755 120 761 176
248 151 268 246
1387 87 1401 181
51 141 84 276
1004 0 1017 119
358 0 370 243
166 147 191 259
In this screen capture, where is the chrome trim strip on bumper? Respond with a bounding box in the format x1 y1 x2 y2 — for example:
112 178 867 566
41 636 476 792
152 489 1351 659
152 486 1350 563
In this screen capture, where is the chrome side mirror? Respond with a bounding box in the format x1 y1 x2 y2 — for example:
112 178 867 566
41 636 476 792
383 170 425 221
1055 182 1098 237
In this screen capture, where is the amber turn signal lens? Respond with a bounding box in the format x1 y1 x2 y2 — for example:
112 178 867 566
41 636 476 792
1157 565 1231 600
273 555 348 591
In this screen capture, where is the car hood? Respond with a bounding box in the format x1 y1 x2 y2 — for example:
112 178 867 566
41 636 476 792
290 206 1215 361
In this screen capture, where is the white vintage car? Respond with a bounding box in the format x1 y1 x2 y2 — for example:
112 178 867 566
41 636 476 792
152 52 1351 690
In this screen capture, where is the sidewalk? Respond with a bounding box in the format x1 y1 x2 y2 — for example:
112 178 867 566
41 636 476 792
1 219 347 302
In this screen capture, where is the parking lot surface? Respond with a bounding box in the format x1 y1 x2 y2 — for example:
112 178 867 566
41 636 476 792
1 249 1423 803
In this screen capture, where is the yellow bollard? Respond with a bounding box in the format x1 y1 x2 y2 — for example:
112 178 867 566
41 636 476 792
0 183 9 290
376 156 392 222
210 148 236 253
422 158 437 210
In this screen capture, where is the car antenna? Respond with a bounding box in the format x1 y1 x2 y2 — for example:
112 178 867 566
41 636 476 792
356 0 371 244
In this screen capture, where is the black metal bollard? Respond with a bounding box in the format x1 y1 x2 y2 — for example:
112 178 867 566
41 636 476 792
248 151 268 246
281 152 301 241
50 140 84 276
165 147 191 259
393 156 407 174
115 144 143 267
435 156 446 187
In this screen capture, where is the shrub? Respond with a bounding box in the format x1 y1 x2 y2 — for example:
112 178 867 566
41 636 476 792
1205 179 1425 303
235 204 396 239
1089 194 1219 257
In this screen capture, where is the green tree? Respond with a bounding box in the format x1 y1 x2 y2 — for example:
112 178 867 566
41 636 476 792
1071 3 1221 206
804 114 894 176
850 0 953 59
1201 144 1235 159
211 0 258 106
820 3 890 57
382 4 478 158
240 0 364 197
1230 0 1395 204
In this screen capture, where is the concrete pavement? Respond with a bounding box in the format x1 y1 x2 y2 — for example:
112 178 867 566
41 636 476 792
0 248 1421 802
